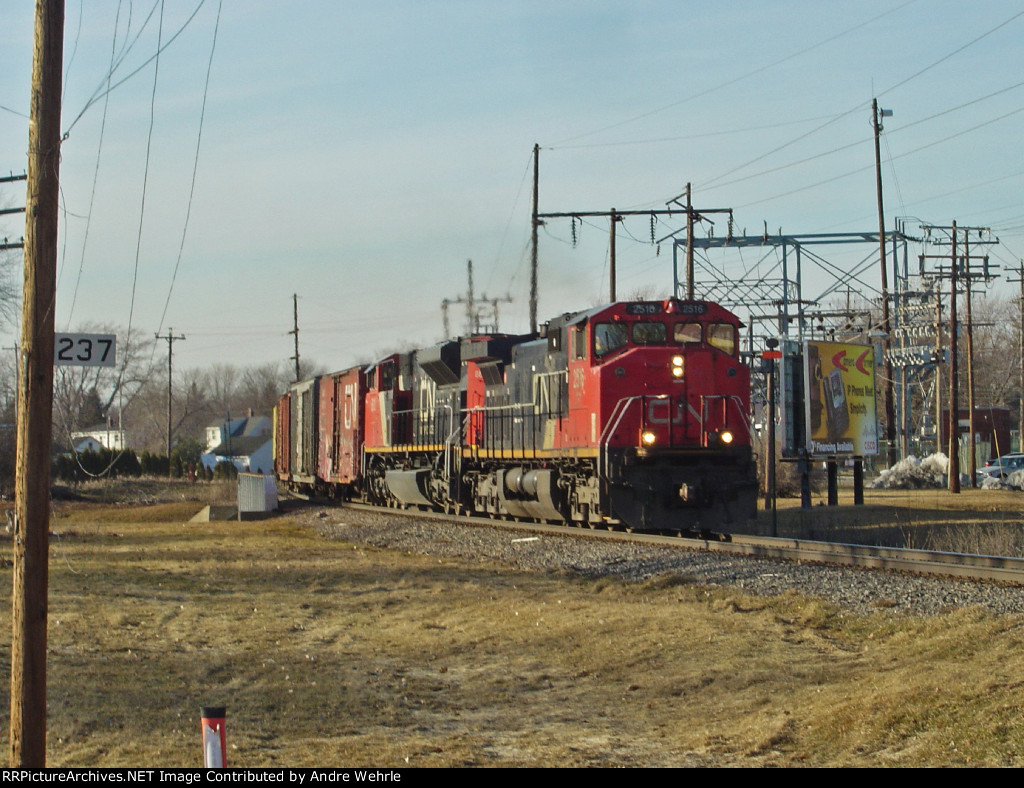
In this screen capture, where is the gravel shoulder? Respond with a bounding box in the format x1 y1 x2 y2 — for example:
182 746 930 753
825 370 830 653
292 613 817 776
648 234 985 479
296 503 1024 618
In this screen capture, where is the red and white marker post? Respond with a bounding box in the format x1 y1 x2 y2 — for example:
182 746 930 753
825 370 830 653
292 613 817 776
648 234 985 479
201 706 227 768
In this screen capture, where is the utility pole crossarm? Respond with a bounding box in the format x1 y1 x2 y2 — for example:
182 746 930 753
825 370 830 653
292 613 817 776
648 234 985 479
536 189 735 304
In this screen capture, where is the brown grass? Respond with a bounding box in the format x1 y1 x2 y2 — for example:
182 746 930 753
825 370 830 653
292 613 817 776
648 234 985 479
762 486 1024 555
0 483 1019 765
0 483 1018 767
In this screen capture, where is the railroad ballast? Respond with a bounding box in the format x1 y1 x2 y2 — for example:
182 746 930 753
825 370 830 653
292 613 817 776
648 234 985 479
274 298 758 532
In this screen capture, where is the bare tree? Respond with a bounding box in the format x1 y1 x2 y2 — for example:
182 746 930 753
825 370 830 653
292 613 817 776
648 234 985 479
121 359 317 454
966 294 1018 411
0 247 21 326
0 184 24 327
52 325 158 450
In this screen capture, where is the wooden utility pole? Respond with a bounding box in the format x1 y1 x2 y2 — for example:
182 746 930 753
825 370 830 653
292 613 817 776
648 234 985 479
465 259 475 332
609 209 618 302
964 236 976 485
872 99 897 468
1020 261 1024 450
948 222 960 493
11 0 64 767
1013 261 1024 448
685 183 695 300
289 294 300 382
155 329 185 474
920 222 996 492
934 290 943 456
530 144 540 334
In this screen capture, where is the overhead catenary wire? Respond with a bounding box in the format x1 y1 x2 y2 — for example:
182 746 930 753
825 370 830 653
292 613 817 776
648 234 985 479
696 6 1024 197
64 0 127 326
155 0 222 337
697 80 1024 198
62 0 207 139
732 103 1024 212
549 0 922 147
551 113 841 151
483 149 534 296
523 7 1024 309
60 0 84 106
120 0 165 395
540 5 1024 241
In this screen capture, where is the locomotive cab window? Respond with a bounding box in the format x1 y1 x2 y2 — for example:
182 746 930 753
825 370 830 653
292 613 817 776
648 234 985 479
632 321 666 345
370 360 396 390
594 322 628 358
380 360 396 390
674 322 702 344
707 323 738 356
573 325 588 360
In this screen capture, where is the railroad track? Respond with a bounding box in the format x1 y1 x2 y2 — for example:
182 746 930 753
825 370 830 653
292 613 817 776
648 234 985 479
304 497 1024 586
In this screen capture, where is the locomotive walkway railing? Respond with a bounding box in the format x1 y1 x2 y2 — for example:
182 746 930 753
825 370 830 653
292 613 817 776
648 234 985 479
383 401 567 460
464 402 561 458
600 396 648 481
701 394 754 441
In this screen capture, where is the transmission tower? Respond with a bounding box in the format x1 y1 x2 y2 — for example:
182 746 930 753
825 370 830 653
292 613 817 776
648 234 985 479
440 259 513 337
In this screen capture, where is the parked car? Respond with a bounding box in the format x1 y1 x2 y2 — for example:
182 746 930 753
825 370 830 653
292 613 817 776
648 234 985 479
977 453 1024 481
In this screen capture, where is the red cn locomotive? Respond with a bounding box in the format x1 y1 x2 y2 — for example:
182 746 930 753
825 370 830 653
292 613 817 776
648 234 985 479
275 298 758 533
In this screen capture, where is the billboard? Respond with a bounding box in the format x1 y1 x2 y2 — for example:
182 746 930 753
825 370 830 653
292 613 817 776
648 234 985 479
804 340 877 457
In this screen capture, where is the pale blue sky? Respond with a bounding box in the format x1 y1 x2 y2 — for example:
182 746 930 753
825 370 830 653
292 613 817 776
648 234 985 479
1 1 1022 372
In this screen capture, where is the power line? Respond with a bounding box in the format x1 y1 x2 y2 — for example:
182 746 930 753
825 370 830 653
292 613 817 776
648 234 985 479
550 0 921 147
62 0 207 138
156 0 222 336
877 6 1024 100
699 80 1024 197
121 0 164 391
700 6 1024 195
728 103 1024 213
64 0 126 326
551 113 840 151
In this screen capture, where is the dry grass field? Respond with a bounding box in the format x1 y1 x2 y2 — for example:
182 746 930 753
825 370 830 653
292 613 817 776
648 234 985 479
769 483 1024 555
0 480 1022 767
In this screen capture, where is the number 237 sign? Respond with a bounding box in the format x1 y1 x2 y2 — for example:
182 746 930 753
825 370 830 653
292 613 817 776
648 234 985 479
54 333 116 368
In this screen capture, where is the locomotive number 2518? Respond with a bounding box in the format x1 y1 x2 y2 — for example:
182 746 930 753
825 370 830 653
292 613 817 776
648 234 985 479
54 333 116 368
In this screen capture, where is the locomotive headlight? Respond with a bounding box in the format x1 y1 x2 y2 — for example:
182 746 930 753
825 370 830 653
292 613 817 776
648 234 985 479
641 430 657 446
718 430 735 445
671 355 684 378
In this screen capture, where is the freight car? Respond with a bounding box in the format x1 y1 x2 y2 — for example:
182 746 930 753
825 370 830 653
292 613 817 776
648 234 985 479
275 298 758 533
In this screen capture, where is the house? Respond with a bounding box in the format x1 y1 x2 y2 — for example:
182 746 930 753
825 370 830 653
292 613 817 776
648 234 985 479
70 423 127 452
71 435 104 454
200 413 273 474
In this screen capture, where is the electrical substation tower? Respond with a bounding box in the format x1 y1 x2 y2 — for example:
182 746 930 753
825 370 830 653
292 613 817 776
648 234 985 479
440 259 513 338
671 217 1002 473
